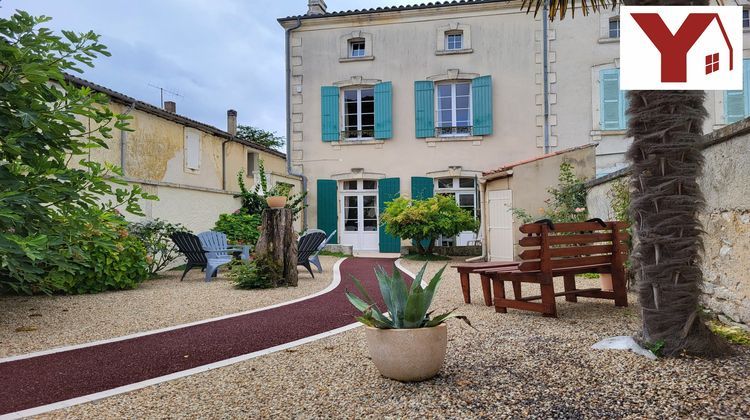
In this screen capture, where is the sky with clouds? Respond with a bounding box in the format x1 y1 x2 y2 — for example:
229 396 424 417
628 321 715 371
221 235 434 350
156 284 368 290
1 0 405 145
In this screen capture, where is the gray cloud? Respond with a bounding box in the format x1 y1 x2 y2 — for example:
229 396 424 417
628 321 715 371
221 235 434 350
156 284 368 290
2 0 405 145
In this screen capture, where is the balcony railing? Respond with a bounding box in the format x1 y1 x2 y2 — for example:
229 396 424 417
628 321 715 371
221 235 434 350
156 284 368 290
436 126 473 137
341 128 375 140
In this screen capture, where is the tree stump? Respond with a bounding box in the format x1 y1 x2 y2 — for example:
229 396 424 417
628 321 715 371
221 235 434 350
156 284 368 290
254 208 298 287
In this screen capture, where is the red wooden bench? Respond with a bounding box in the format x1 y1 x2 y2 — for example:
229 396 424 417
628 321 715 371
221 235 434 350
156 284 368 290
479 221 629 317
451 261 518 306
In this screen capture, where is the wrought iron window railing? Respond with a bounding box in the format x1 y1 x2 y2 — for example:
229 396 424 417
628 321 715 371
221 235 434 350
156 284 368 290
342 128 375 140
436 126 473 137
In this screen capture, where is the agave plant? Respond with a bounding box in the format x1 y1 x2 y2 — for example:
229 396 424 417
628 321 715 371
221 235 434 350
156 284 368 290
346 263 470 329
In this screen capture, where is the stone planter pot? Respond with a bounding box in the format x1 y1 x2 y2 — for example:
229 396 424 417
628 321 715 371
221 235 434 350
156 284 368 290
364 323 447 382
266 196 287 209
599 273 614 292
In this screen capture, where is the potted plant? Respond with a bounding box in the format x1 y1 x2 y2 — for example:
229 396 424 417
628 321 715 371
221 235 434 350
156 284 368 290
265 183 291 209
346 264 470 382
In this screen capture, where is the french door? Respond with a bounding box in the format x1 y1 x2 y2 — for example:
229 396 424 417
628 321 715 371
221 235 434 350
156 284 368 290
340 180 379 251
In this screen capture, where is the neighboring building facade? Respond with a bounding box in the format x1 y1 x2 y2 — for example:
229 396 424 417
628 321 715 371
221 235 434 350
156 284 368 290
279 0 750 253
67 75 301 233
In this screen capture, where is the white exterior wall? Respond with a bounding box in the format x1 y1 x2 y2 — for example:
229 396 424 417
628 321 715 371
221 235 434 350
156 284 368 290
285 2 545 249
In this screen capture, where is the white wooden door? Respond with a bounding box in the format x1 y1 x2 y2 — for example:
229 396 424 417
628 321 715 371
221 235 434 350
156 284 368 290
488 190 514 261
340 193 379 252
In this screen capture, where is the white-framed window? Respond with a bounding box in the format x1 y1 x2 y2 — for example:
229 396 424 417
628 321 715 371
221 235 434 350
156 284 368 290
608 17 620 38
436 82 472 136
434 176 479 246
343 87 375 139
445 31 463 50
246 152 256 176
184 128 201 171
349 39 365 58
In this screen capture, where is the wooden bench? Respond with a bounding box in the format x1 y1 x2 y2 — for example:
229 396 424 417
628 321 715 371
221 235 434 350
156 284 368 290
451 261 518 306
479 221 629 317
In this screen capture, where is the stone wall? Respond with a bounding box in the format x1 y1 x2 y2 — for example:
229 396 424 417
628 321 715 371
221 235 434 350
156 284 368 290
586 120 750 328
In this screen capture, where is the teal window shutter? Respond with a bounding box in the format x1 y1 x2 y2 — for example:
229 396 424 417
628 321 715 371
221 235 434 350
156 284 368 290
725 59 750 124
321 86 339 141
600 69 626 130
378 178 401 253
410 176 434 200
414 81 434 138
410 177 433 250
471 75 493 136
316 180 338 244
374 81 393 139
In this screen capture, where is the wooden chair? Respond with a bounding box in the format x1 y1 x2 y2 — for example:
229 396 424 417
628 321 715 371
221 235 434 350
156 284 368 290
481 221 629 317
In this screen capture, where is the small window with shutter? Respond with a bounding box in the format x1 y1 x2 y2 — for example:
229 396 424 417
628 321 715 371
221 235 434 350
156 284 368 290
599 68 628 131
247 152 256 176
724 58 750 124
184 129 201 171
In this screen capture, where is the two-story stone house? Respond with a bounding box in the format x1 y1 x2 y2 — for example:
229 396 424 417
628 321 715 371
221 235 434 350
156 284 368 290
278 0 750 253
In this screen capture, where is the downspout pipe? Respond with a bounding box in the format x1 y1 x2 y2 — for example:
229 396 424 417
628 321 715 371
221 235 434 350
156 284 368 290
120 102 137 175
285 16 308 229
542 0 551 154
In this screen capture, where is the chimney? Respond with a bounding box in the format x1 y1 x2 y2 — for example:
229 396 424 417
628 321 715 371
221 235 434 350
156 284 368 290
164 101 176 113
307 0 327 16
227 109 237 136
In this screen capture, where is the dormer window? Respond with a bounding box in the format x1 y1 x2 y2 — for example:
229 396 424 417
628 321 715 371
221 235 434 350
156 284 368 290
446 31 463 50
608 17 620 38
349 39 366 58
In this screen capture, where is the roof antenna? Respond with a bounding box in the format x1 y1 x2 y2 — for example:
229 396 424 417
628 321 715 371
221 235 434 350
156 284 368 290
147 83 183 108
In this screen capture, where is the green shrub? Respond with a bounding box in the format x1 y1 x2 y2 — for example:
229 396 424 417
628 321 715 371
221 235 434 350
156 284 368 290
229 253 281 289
381 195 479 255
46 211 149 294
128 219 188 276
214 212 261 245
236 159 307 219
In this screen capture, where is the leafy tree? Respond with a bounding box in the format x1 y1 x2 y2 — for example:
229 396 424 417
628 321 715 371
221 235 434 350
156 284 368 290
0 11 154 294
522 0 730 357
235 125 285 150
381 195 479 255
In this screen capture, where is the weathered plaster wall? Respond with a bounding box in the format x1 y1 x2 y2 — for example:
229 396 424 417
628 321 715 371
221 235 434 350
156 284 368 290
699 124 750 327
76 101 300 233
586 121 750 327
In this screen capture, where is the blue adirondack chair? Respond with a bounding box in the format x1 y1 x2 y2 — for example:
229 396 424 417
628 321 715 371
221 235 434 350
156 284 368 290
297 230 328 278
307 229 336 273
197 231 242 281
170 232 230 282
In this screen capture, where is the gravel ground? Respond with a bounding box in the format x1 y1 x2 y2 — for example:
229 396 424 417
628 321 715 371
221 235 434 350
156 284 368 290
36 258 749 419
0 256 338 358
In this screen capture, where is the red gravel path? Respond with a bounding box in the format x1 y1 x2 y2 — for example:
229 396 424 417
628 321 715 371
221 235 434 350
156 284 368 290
0 258 403 415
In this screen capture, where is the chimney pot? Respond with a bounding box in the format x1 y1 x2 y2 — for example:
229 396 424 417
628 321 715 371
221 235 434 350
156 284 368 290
227 109 238 136
307 0 327 15
164 101 176 113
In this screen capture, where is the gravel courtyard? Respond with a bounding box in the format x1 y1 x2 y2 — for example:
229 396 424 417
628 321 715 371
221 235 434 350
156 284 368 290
0 257 337 358
28 258 750 419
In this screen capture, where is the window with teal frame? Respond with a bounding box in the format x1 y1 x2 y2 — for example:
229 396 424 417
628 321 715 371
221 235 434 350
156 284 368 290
599 68 628 130
724 59 750 124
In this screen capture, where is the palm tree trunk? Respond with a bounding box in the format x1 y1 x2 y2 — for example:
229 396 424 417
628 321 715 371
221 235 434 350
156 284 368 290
624 0 732 355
